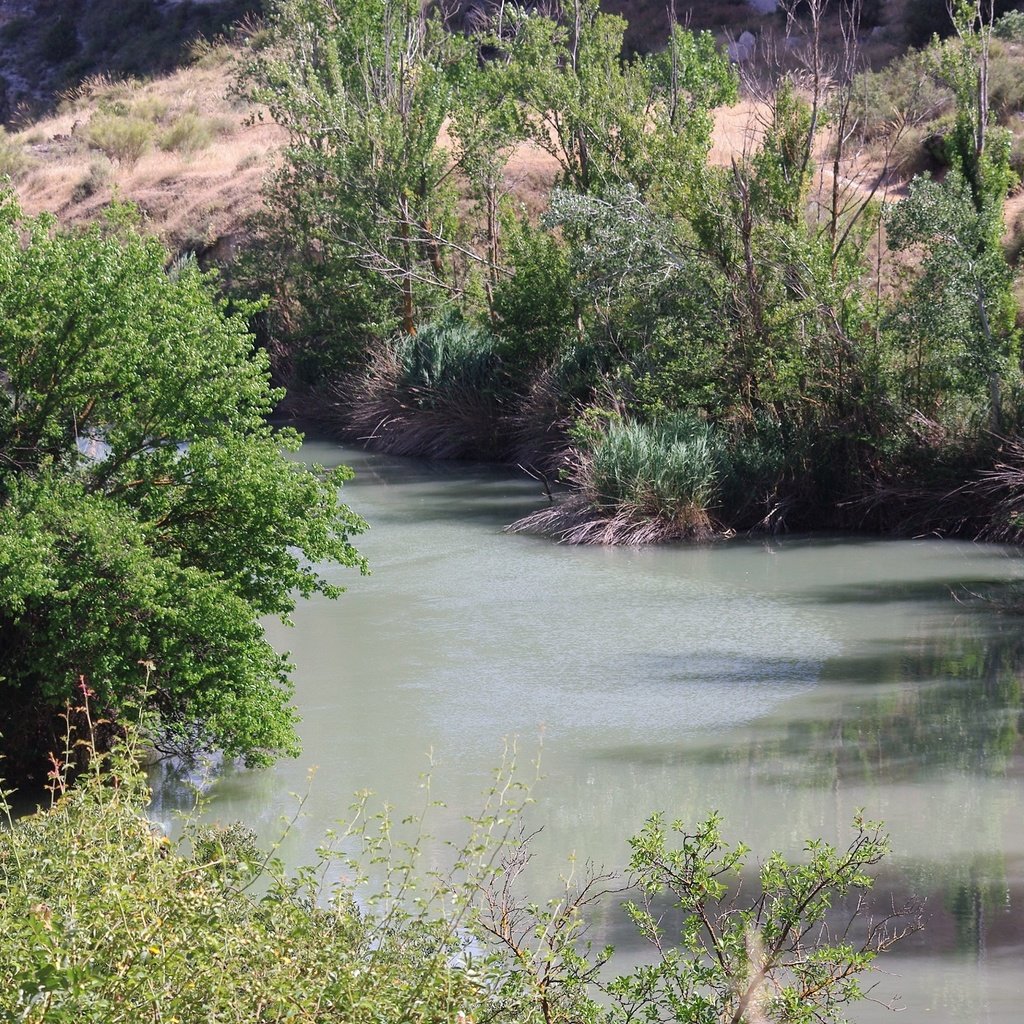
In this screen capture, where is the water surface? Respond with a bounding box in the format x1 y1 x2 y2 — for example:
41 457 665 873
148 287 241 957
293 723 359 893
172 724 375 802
151 439 1024 1023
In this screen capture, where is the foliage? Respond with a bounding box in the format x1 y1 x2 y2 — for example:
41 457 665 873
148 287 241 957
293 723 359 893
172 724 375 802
850 48 953 145
340 313 512 460
0 129 33 182
0 730 505 1023
994 8 1024 41
609 812 915 1023
0 726 912 1023
886 1 1021 429
159 111 217 155
82 112 154 166
502 0 736 198
492 218 580 375
0 195 367 779
886 168 1019 409
238 0 736 383
585 413 722 518
236 0 1024 541
238 0 476 373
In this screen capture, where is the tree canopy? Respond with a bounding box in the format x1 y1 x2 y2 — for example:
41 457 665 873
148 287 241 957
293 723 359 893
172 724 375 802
0 195 367 780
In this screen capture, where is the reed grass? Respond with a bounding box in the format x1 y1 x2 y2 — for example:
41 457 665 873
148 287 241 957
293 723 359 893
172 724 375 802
326 315 512 460
509 413 727 545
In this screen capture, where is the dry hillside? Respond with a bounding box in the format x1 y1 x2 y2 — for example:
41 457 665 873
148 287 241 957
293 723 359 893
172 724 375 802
1 5 1022 273
0 51 875 265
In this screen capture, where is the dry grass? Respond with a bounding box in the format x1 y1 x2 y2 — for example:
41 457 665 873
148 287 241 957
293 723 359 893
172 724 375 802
973 434 1024 543
4 33 897 262
8 51 283 258
507 492 722 545
8 23 1015 273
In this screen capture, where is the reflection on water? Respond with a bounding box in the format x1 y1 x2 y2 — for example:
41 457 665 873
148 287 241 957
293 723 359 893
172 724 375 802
684 624 1024 782
149 439 1024 1024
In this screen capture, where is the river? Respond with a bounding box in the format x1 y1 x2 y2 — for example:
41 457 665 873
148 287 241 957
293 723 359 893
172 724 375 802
150 438 1024 1024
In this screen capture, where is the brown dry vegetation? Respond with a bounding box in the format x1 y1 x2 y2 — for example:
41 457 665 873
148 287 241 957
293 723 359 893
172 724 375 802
8 45 282 259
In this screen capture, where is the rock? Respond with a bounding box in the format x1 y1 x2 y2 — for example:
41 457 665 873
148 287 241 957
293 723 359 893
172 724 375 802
728 31 757 63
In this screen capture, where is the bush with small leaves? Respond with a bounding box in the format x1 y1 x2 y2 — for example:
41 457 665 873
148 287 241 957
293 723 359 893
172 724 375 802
159 111 216 155
0 726 916 1024
82 112 153 165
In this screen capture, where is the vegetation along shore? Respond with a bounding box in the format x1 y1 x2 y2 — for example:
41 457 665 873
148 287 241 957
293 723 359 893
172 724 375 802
5 0 1024 545
1 0 1022 1019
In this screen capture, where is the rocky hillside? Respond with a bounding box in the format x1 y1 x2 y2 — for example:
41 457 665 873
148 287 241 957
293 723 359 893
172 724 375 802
0 0 260 123
0 0 947 125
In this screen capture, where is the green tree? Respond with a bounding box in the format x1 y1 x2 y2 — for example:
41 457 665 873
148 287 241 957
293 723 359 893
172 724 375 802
239 0 477 375
503 0 736 199
0 196 367 781
886 167 1017 416
608 813 913 1024
886 0 1019 426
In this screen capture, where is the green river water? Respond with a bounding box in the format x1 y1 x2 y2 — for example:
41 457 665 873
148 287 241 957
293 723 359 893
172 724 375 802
150 438 1024 1023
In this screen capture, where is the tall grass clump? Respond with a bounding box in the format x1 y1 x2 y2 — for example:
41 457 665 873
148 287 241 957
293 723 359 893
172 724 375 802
395 314 502 397
589 414 722 517
328 314 512 459
510 413 727 544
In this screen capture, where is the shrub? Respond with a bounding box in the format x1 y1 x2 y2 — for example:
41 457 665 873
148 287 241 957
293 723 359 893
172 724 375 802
128 94 170 122
888 124 946 178
70 157 114 203
987 40 1024 121
994 8 1024 42
0 131 31 182
493 220 578 372
587 413 722 517
1010 132 1024 188
82 112 153 165
58 73 136 116
0 742 497 1023
159 111 216 155
0 727 915 1024
719 414 793 531
510 412 726 544
338 313 511 460
849 51 952 144
235 150 262 172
